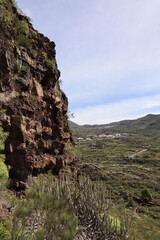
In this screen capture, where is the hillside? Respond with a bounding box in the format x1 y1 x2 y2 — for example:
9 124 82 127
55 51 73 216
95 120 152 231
69 120 81 129
70 114 160 135
110 114 160 132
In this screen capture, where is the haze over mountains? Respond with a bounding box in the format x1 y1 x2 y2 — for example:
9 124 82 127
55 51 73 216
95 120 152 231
70 114 160 133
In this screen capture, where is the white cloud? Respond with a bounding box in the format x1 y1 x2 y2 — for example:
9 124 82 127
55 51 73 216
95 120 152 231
59 0 160 111
73 94 160 125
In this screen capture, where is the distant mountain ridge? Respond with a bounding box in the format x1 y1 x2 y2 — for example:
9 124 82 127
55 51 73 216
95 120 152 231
69 114 160 133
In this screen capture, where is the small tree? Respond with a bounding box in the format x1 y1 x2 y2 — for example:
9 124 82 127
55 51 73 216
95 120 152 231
141 189 152 203
126 197 134 208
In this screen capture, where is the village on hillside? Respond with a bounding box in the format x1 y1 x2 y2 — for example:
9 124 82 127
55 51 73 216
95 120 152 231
76 133 128 143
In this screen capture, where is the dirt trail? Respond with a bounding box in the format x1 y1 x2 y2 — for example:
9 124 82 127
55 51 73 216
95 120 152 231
129 149 147 159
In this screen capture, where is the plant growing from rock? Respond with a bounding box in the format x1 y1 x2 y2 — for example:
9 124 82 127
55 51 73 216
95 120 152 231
0 122 9 191
54 148 59 155
42 51 56 71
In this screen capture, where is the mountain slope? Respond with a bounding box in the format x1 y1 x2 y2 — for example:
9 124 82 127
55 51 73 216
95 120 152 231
69 120 81 129
107 114 160 132
70 114 160 134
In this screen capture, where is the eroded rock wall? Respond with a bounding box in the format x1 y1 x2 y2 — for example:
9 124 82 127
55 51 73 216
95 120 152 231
0 0 75 189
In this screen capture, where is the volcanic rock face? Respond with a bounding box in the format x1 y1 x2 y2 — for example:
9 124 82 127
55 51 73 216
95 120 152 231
0 0 75 189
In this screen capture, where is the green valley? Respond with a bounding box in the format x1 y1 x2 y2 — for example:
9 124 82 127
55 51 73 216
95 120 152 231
70 115 160 240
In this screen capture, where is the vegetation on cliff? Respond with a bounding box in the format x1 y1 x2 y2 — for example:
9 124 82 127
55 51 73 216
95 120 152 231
0 0 74 189
0 0 37 48
0 122 8 190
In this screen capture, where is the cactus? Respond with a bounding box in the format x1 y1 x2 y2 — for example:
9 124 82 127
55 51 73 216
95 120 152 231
59 173 131 239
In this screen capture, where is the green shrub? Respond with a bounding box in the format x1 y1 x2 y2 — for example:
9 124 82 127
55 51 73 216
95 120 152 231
30 28 37 37
120 190 129 201
0 123 8 152
0 1 33 49
141 189 152 203
0 6 12 26
15 35 31 48
42 51 56 70
0 160 9 190
0 223 10 240
35 228 45 240
41 51 47 59
0 122 9 190
64 143 81 159
54 148 59 155
0 1 13 27
45 59 56 70
15 19 29 35
12 174 78 240
126 197 134 208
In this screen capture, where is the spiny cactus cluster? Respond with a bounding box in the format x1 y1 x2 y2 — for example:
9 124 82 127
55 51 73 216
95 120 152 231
57 174 132 240
11 172 132 240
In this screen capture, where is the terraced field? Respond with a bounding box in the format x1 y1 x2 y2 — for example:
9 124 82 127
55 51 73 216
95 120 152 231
77 133 160 240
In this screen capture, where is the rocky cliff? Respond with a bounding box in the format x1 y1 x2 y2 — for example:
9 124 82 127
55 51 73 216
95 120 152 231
0 0 75 189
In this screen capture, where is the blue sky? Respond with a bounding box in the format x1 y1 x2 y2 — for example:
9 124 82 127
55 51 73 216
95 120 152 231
17 0 160 124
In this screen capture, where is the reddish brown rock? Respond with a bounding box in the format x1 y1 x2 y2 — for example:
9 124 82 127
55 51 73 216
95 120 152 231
0 0 75 189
